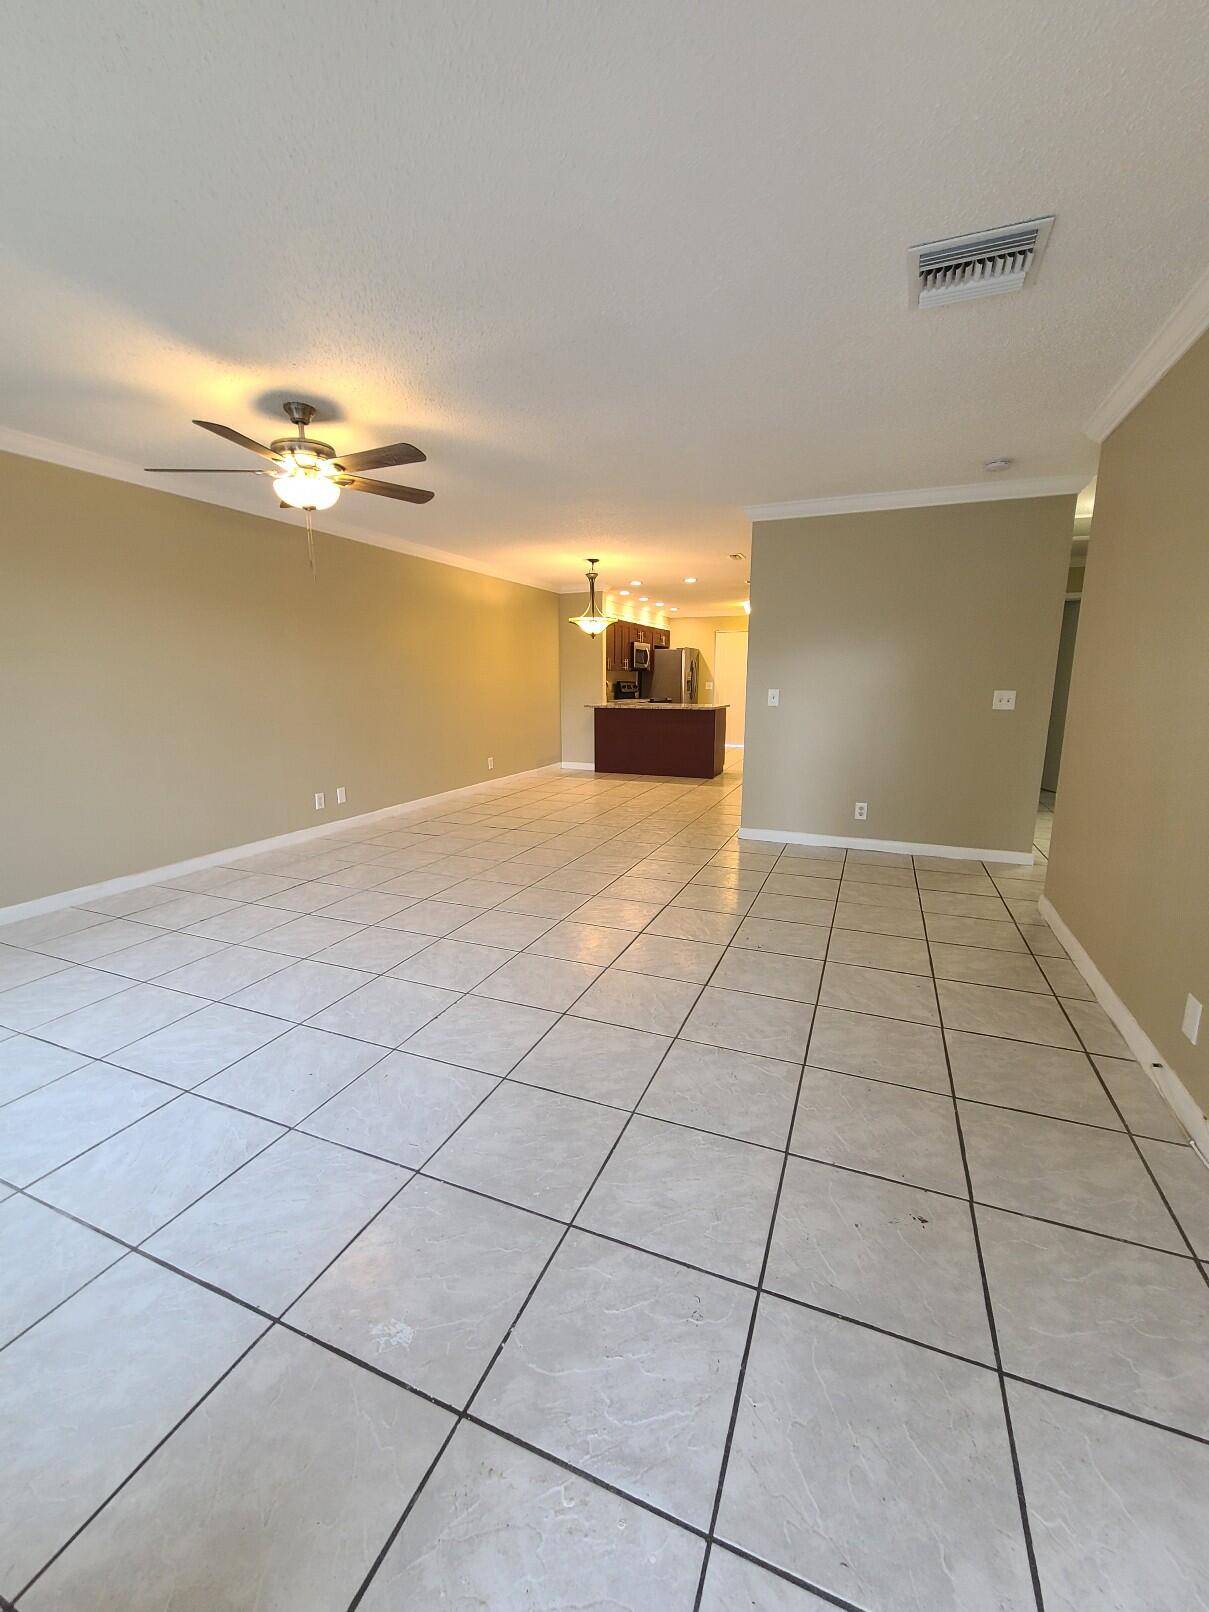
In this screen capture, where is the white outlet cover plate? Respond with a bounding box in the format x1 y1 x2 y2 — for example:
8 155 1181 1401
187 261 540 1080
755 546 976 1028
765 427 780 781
767 689 780 706
992 690 1016 710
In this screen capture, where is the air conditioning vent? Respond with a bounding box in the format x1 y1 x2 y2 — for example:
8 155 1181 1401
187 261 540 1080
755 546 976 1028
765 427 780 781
909 216 1054 308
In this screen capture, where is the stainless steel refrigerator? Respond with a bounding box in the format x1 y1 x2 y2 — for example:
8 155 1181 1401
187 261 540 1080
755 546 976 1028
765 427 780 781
648 646 699 703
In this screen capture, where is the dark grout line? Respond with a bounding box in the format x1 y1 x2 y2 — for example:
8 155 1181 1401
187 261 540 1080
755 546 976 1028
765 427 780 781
460 1413 713 1539
914 855 1048 1612
706 1539 872 1612
690 847 847 1609
1000 1371 1209 1450
11 1321 272 1605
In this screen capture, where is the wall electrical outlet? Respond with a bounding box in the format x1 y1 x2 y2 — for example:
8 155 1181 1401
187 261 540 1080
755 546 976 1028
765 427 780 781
992 689 1017 710
854 802 868 821
1182 993 1202 1045
313 791 325 811
336 786 347 805
767 689 780 707
487 756 494 770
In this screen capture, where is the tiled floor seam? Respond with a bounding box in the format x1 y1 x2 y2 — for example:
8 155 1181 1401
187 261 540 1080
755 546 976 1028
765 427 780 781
11 1323 272 1605
914 853 1047 1612
689 847 847 1609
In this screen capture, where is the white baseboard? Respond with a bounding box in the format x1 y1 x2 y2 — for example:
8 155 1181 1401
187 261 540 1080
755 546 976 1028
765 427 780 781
737 827 1033 864
0 763 563 927
1039 895 1209 1164
556 760 595 771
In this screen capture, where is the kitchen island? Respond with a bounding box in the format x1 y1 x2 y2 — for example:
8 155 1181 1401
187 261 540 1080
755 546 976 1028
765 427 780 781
589 702 728 778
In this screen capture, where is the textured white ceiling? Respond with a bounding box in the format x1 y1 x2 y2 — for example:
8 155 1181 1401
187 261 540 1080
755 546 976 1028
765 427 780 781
2 1 1208 613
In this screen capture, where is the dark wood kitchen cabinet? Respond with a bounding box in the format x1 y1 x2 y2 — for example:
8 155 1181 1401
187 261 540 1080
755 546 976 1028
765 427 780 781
606 622 670 673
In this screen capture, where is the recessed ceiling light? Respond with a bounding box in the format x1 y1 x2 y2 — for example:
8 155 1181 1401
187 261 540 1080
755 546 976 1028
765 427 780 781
983 457 1013 472
630 579 642 586
639 596 648 602
683 576 696 584
618 590 629 596
655 601 665 607
728 553 745 561
669 606 679 612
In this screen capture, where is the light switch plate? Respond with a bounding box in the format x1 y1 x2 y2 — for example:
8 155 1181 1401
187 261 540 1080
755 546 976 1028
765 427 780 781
313 791 325 811
992 689 1017 710
335 786 347 805
767 689 780 706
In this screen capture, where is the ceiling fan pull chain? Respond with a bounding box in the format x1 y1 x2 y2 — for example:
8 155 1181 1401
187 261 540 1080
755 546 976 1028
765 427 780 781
305 509 317 580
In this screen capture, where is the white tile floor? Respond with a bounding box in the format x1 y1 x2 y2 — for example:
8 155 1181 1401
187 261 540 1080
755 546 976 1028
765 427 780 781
1 763 1207 1610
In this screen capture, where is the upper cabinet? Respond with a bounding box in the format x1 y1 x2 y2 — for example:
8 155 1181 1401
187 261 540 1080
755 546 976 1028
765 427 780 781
605 622 671 672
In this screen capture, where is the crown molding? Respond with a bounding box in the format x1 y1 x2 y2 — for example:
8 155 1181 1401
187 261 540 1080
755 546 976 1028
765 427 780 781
1084 261 1209 443
0 423 551 593
744 475 1086 523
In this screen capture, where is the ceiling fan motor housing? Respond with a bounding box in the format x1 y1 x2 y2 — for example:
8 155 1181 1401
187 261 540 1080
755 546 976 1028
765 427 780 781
271 436 338 462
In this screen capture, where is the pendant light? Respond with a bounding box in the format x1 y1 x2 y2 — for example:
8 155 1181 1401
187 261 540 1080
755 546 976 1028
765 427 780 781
568 558 613 636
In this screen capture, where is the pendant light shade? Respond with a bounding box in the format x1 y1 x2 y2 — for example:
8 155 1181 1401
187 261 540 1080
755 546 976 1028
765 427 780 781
568 558 612 636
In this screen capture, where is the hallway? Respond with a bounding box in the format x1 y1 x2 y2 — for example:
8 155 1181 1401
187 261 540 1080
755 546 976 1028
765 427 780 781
1 764 1206 1609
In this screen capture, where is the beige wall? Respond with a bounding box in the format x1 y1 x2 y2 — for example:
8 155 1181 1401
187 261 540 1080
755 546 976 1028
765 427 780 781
0 452 560 906
741 497 1073 853
558 602 605 765
1046 331 1209 1115
668 615 748 701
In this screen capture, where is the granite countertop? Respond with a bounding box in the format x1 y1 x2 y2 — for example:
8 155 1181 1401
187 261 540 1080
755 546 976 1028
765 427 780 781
588 702 729 710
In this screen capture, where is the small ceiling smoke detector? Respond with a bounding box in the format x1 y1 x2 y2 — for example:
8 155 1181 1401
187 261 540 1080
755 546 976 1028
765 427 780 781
909 216 1054 309
983 457 1014 472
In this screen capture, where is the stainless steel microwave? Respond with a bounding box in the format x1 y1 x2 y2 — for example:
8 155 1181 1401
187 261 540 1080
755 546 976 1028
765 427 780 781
632 642 652 669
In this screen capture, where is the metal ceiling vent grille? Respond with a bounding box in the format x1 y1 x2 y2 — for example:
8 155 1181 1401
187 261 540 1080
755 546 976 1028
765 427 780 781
909 216 1054 308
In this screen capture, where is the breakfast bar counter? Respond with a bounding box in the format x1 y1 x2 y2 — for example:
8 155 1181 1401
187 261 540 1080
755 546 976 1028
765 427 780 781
588 702 728 778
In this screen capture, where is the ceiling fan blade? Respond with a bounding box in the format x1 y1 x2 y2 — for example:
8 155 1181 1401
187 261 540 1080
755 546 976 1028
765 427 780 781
192 420 281 460
340 475 434 504
144 467 270 473
334 442 426 474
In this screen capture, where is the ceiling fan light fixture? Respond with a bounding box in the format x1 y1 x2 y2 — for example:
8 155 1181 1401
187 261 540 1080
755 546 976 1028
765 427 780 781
569 558 613 637
273 466 342 511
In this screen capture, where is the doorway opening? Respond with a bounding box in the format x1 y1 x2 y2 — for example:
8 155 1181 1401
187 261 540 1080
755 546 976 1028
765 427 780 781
713 630 749 746
1037 480 1092 856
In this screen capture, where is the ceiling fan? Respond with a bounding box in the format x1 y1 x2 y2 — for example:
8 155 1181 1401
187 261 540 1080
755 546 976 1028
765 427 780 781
145 401 434 513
